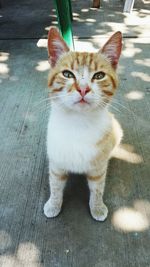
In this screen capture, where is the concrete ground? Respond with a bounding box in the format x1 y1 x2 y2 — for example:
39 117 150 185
0 0 150 266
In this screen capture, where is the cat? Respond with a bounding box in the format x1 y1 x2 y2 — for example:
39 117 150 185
44 27 123 221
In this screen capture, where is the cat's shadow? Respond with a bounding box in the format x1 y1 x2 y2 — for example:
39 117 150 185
63 173 89 209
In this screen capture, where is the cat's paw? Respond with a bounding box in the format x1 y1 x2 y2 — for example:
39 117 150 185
90 203 108 222
44 199 61 218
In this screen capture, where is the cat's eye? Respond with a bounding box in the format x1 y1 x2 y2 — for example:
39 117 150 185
92 71 105 80
62 70 75 79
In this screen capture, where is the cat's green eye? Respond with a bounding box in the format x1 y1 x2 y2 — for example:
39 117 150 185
62 70 75 79
93 71 105 80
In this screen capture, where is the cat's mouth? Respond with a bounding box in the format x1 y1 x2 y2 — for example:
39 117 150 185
74 98 90 105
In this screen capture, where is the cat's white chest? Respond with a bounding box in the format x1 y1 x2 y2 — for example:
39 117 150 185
47 108 111 173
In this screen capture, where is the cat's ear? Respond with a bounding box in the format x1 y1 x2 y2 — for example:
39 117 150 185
48 27 69 67
101 31 122 69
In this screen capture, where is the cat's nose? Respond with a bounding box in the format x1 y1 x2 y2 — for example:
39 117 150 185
77 86 91 97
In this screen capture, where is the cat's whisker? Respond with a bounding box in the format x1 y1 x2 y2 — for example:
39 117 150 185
91 92 120 112
32 105 51 114
50 93 74 101
111 99 131 112
52 102 67 111
32 101 50 111
32 100 53 112
49 93 67 99
110 99 136 116
93 94 121 113
94 94 109 109
33 98 50 109
108 103 120 113
32 93 73 112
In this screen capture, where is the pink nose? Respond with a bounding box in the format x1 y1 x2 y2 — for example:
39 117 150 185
77 86 90 97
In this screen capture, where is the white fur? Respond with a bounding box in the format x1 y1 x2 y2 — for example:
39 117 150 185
88 175 108 221
44 170 66 218
47 104 111 174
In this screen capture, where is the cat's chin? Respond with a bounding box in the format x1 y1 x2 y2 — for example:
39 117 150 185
74 100 107 112
63 102 103 113
74 101 91 109
53 100 106 113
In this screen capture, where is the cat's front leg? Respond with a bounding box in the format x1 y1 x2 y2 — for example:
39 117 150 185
87 169 108 221
44 168 67 218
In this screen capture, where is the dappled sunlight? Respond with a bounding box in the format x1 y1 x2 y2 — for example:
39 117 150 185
0 241 42 267
135 59 150 67
73 12 79 17
131 38 150 44
103 22 128 35
17 243 40 262
112 144 143 164
135 27 149 38
81 8 89 12
125 90 144 100
123 10 149 38
75 36 110 49
37 39 47 48
42 0 149 55
0 52 9 62
0 52 10 77
45 26 51 32
73 17 85 23
0 63 9 74
0 50 19 83
45 0 150 43
0 255 16 267
48 14 57 18
132 71 150 82
124 9 149 37
0 230 12 250
112 200 150 232
44 0 148 41
123 41 142 58
35 60 49 72
51 21 58 25
74 40 97 52
142 0 150 4
135 28 149 38
124 10 149 25
86 18 96 22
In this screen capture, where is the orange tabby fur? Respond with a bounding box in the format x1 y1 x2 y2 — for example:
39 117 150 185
44 27 123 221
48 52 118 97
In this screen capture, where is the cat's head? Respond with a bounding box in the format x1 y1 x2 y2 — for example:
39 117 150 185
47 27 122 112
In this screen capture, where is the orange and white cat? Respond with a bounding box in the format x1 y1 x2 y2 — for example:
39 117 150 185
44 27 123 221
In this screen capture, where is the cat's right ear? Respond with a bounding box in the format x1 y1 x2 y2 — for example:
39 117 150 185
48 27 69 67
100 31 122 69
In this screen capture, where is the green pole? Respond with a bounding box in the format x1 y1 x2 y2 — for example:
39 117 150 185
54 0 74 50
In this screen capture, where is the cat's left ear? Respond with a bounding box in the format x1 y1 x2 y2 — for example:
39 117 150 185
48 27 69 67
101 31 122 69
